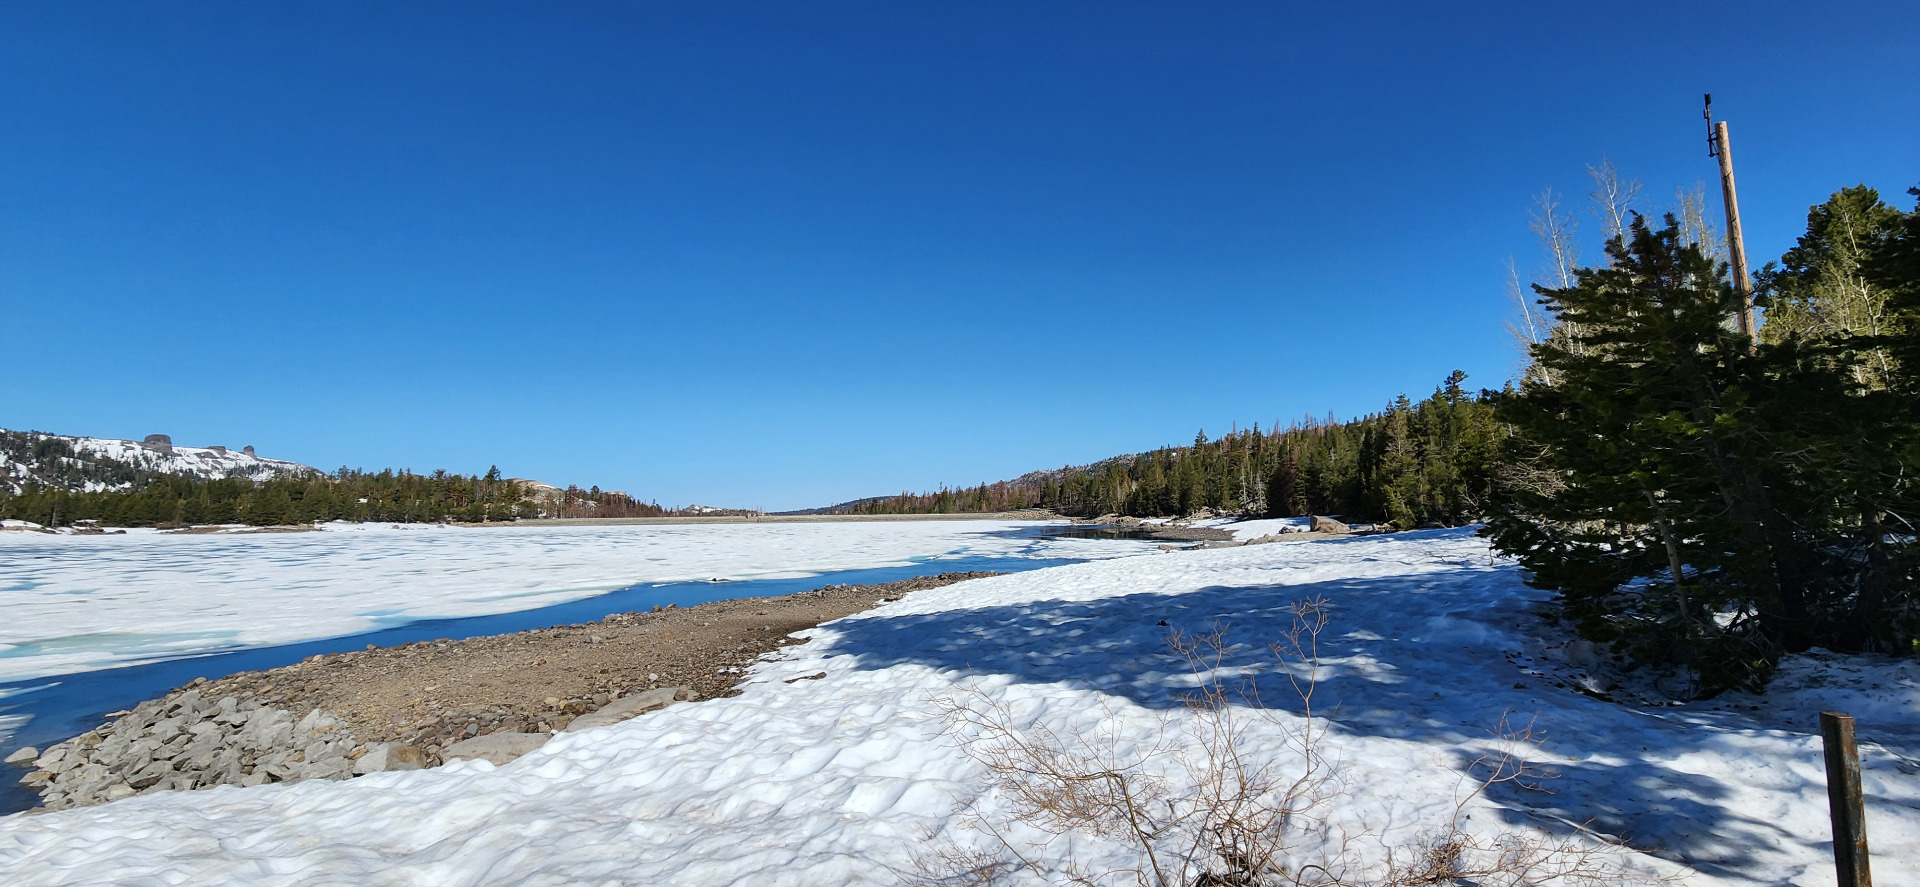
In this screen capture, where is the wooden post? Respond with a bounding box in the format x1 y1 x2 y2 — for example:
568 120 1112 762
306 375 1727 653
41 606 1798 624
1820 711 1872 887
1707 96 1757 344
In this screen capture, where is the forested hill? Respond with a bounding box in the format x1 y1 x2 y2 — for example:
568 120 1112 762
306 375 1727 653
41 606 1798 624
0 429 676 528
0 429 318 494
828 371 1504 529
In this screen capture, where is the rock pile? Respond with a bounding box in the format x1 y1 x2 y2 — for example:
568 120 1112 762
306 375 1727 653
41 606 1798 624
18 681 424 812
16 681 694 811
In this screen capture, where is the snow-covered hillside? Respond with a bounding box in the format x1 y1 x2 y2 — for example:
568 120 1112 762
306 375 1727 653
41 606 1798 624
0 429 317 494
3 529 1912 885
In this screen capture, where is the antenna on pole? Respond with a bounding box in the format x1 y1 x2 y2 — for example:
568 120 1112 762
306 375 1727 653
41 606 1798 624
1705 93 1717 157
1706 93 1757 347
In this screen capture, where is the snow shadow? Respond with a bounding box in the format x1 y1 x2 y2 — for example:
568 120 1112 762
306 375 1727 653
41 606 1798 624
820 571 1818 880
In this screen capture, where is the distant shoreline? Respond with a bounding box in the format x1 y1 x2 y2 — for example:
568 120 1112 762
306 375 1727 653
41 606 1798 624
465 510 1061 528
0 511 1067 535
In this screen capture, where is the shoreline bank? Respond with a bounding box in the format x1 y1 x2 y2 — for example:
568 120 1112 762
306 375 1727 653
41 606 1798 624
12 572 998 813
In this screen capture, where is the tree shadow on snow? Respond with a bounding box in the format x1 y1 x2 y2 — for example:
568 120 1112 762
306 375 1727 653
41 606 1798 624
818 570 1818 881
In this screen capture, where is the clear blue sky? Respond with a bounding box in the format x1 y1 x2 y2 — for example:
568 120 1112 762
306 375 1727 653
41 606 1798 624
2 2 1915 510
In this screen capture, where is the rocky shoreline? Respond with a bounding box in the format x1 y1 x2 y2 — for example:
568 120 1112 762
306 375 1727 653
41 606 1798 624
11 571 999 813
1079 512 1376 546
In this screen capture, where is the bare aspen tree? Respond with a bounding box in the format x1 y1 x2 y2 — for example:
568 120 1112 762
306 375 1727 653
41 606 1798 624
1530 188 1581 288
1762 198 1897 387
1586 158 1644 246
1527 189 1588 362
1503 257 1557 385
1506 257 1544 346
1674 184 1726 262
1820 211 1895 387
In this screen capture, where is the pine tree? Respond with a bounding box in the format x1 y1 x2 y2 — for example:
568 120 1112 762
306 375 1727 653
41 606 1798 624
1487 213 1919 693
1758 185 1906 388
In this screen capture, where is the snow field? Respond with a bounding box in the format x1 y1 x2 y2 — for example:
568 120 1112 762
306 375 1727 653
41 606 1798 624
0 529 1913 885
0 520 1145 682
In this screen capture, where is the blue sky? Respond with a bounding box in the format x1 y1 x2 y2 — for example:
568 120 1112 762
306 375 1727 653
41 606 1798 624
2 2 1915 510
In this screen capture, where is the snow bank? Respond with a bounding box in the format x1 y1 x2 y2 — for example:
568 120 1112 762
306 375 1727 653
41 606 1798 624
3 529 1911 885
1220 516 1311 540
0 520 1143 682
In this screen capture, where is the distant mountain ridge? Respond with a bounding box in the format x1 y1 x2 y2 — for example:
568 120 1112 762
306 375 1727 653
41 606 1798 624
0 429 319 495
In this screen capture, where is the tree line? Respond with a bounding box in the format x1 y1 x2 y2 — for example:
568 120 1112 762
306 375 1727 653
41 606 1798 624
0 466 674 527
843 370 1505 530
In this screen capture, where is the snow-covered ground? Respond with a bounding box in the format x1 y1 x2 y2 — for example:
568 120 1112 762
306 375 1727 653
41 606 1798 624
0 520 1145 682
4 529 1912 885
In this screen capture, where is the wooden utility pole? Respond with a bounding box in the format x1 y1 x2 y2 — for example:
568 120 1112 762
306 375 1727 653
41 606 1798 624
1820 711 1873 887
1706 94 1757 345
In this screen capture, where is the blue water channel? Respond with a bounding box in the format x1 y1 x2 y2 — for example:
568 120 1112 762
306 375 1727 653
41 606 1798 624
0 525 1160 814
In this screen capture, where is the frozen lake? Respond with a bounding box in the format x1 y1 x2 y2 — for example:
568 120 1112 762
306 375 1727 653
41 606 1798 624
0 519 1152 684
0 519 1158 800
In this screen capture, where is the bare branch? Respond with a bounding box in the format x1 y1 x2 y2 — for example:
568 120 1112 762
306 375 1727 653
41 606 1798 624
1586 159 1644 246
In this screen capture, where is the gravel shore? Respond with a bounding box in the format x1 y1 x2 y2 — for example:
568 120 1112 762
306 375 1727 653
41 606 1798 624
16 571 999 811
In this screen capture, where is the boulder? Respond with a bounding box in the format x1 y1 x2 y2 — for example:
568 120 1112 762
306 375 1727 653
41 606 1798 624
295 709 341 737
564 687 685 732
352 742 429 775
246 717 294 749
261 750 306 781
1309 515 1351 534
299 757 353 781
150 715 187 740
4 746 37 765
441 732 550 766
186 733 223 757
127 760 175 790
94 737 131 766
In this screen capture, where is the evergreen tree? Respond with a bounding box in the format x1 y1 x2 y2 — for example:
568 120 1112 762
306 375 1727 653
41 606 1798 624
1486 213 1919 694
1758 185 1906 388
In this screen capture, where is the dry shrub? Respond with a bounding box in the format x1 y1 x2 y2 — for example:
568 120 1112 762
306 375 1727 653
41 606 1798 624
908 599 1659 887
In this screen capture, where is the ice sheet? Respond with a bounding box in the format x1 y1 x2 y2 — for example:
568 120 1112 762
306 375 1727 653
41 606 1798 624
0 520 1142 682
